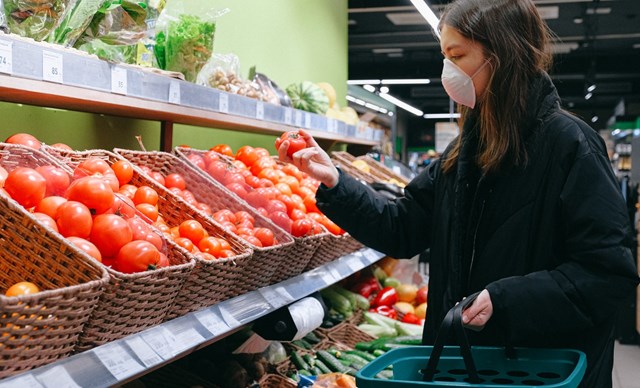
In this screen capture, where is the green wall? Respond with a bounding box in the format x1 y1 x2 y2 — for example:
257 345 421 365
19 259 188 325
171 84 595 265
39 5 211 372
0 0 348 152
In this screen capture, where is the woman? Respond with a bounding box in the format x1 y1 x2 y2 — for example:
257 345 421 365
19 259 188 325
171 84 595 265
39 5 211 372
277 0 639 386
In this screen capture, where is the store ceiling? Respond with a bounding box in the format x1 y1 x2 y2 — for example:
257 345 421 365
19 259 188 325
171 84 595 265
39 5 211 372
348 0 640 128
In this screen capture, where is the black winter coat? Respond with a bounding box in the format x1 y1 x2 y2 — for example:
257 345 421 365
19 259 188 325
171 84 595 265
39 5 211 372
316 73 639 387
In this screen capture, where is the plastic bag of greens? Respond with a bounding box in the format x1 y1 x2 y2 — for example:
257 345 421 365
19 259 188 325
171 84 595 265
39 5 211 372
49 0 104 46
154 6 227 82
80 0 147 45
0 0 7 33
4 0 75 41
134 0 165 67
76 39 136 63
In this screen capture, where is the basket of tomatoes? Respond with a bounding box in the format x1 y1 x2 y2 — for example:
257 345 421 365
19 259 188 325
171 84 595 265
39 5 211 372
0 143 110 378
174 145 327 284
114 147 295 295
39 146 200 350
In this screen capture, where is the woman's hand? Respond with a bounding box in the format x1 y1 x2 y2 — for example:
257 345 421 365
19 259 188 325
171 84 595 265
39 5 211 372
461 289 493 331
276 129 340 188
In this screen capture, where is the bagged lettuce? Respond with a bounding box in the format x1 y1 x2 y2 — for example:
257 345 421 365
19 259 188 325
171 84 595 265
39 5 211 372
4 0 74 41
49 0 103 46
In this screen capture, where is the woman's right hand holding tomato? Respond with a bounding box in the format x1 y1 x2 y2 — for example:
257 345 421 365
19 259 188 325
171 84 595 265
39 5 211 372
276 129 340 188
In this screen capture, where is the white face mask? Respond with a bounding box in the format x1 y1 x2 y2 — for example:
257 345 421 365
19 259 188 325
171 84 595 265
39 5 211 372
441 58 490 109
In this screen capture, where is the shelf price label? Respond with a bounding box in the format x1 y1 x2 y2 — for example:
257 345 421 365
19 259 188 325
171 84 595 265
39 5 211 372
218 93 229 113
42 51 63 84
173 328 205 355
168 81 181 104
218 304 241 328
294 110 303 127
110 66 128 95
319 269 336 285
195 308 229 337
304 113 311 129
259 286 294 308
284 107 293 125
35 366 81 388
346 258 362 273
256 101 265 120
93 342 145 381
125 336 163 367
327 119 338 133
1 373 43 388
363 249 380 263
141 327 175 360
0 40 13 75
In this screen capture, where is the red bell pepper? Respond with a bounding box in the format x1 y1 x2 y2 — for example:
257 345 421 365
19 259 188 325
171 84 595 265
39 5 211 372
351 277 381 298
371 286 398 307
369 305 397 320
401 312 422 325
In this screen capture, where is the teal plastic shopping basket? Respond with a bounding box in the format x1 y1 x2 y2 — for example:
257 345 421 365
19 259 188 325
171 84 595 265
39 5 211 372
356 292 586 387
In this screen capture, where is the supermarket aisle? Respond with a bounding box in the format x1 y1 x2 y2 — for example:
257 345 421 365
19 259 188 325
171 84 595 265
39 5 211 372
613 341 640 388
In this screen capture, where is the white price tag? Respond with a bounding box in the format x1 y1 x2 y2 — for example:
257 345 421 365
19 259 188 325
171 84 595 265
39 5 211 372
110 66 127 95
330 266 343 280
173 328 205 355
35 366 81 388
194 308 229 336
218 304 241 328
304 113 311 128
284 108 293 125
42 51 63 83
320 270 336 285
141 327 175 360
1 373 43 388
327 119 338 133
259 286 295 308
168 81 181 104
93 343 145 381
219 93 229 113
256 101 265 120
294 110 303 127
125 336 163 367
363 249 379 262
346 259 362 273
0 40 13 75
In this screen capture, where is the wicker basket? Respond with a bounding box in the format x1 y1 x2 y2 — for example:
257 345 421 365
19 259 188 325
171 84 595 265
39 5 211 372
327 323 376 349
306 233 364 271
355 155 410 186
40 147 196 350
260 373 297 388
174 146 308 289
0 144 110 378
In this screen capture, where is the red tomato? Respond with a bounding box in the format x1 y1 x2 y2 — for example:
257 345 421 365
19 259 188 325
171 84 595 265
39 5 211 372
281 164 304 181
269 211 292 234
253 227 275 247
244 175 261 189
234 211 254 226
118 184 138 199
179 219 206 244
291 218 314 237
111 160 134 186
198 236 222 256
35 195 67 218
218 250 235 258
115 240 161 273
90 214 134 258
186 154 206 170
135 203 159 222
74 158 114 179
240 234 263 248
202 150 221 167
35 165 70 197
32 212 58 232
66 236 102 263
133 186 159 206
245 191 270 210
164 173 186 190
5 133 41 149
303 195 320 213
195 202 212 215
213 209 237 224
289 208 307 221
254 147 271 159
157 253 170 268
4 167 46 208
149 171 165 186
211 144 233 157
174 237 196 253
127 217 163 250
267 199 288 215
110 194 136 219
235 146 259 167
225 182 248 199
50 143 73 151
275 131 306 157
56 201 93 238
274 183 293 196
250 157 277 176
65 176 115 215
5 281 39 296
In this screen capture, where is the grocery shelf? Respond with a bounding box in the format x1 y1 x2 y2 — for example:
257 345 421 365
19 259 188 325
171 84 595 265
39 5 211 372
0 248 384 388
0 33 381 151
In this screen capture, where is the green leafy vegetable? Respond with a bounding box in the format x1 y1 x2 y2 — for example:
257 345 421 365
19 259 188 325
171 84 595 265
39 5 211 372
50 0 104 46
4 0 70 41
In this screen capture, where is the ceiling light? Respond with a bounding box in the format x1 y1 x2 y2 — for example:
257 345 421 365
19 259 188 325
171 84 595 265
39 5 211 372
363 84 376 92
388 112 394 117
381 79 431 85
386 12 426 26
347 80 381 85
587 84 596 92
409 0 441 39
585 92 593 100
348 19 357 25
633 43 640 49
551 42 579 54
536 6 559 19
380 86 390 93
423 113 461 119
372 48 404 54
346 95 367 106
586 7 611 15
591 116 599 123
379 93 423 116
573 17 583 24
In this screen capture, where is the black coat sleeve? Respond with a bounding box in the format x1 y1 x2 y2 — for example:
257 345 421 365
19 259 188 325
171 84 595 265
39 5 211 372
315 161 439 258
486 147 639 341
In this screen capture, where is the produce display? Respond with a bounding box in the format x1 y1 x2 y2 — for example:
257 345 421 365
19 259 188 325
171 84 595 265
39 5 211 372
4 0 72 41
286 81 330 115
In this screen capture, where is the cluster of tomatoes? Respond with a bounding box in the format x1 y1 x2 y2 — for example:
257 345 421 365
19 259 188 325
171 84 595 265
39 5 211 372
183 138 344 239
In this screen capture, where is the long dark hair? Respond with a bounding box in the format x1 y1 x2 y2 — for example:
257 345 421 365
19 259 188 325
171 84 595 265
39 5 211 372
440 0 553 174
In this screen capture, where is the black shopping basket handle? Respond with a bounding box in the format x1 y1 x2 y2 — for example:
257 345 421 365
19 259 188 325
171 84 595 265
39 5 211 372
422 291 482 383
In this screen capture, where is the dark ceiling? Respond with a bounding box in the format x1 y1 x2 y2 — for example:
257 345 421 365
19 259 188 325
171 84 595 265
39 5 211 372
348 0 640 129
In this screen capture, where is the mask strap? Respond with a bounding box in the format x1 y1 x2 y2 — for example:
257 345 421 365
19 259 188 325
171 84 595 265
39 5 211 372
470 59 491 79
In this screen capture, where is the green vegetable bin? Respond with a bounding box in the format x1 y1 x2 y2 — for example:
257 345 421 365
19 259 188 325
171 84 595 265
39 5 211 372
357 291 586 387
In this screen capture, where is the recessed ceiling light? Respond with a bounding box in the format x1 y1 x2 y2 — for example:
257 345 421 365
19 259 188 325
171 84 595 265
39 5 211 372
372 48 404 54
633 43 640 49
573 17 583 24
586 7 611 15
348 19 356 25
536 6 559 19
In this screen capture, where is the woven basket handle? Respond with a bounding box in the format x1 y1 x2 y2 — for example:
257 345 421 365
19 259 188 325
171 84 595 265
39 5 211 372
421 291 482 383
